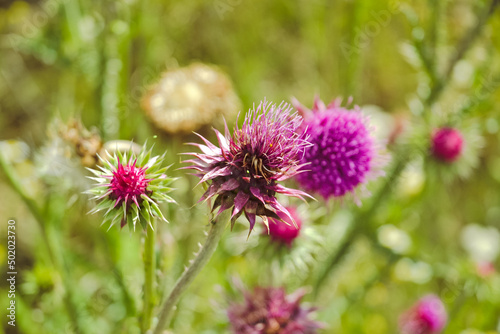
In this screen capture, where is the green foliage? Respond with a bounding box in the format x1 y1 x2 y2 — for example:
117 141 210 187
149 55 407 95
1 0 500 333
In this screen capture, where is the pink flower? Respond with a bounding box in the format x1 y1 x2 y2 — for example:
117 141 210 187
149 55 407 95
477 262 495 278
431 127 464 163
87 147 175 230
109 162 149 210
399 295 447 334
293 96 385 202
227 287 323 334
267 206 302 246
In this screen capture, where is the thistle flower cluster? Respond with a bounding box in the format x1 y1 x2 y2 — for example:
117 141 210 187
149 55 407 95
86 146 175 230
185 100 312 233
399 295 447 334
293 97 386 203
227 287 323 334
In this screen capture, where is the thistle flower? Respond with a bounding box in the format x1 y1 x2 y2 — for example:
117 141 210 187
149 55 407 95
142 63 241 134
293 96 386 203
227 287 323 334
431 127 463 163
86 146 175 230
426 122 483 182
399 295 447 334
185 100 312 233
267 206 302 246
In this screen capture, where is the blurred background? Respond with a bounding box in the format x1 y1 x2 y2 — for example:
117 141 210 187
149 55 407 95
1 0 500 333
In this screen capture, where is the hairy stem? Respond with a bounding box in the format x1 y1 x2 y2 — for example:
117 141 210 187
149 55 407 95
141 220 156 332
152 210 230 334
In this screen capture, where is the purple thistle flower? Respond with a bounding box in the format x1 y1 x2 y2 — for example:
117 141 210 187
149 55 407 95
227 287 324 334
431 127 464 163
267 206 302 246
293 96 386 203
86 146 175 230
399 294 448 334
185 100 312 233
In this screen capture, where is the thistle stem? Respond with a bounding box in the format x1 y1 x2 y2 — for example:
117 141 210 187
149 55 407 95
142 220 156 333
313 152 409 295
0 152 86 334
152 210 230 334
426 0 500 105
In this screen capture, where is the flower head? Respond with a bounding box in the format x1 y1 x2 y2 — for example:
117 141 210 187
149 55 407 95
142 63 241 134
399 294 447 334
227 286 323 334
86 145 175 230
185 100 312 233
293 96 386 203
431 127 464 163
267 206 302 246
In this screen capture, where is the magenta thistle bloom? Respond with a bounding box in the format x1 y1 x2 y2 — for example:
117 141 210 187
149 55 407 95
86 146 175 230
293 96 385 203
267 206 302 246
399 294 447 334
431 127 464 163
185 100 312 233
227 287 323 334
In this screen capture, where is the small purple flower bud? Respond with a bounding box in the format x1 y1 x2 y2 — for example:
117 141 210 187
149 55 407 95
431 127 464 163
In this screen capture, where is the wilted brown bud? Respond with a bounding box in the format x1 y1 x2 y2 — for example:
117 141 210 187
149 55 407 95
142 63 241 134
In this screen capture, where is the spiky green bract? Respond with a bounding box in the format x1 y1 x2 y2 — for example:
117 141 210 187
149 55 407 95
86 145 175 231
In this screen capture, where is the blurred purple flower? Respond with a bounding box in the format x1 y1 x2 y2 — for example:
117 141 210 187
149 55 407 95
293 96 385 203
185 100 312 233
267 206 302 246
227 287 323 334
431 127 463 163
399 294 447 334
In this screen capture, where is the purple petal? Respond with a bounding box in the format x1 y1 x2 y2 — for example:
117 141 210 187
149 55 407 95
244 200 258 231
232 191 250 218
193 132 220 152
186 142 220 156
199 166 231 184
268 199 297 228
272 184 315 201
220 179 240 191
250 187 265 203
199 182 221 202
214 128 230 153
217 195 235 215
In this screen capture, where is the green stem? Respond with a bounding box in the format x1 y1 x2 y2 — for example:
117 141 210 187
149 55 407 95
142 220 156 332
313 152 409 295
152 210 230 334
426 0 500 105
0 153 86 334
